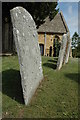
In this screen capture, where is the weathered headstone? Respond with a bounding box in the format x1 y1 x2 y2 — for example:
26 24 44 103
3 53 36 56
57 34 67 70
64 32 72 64
10 7 43 105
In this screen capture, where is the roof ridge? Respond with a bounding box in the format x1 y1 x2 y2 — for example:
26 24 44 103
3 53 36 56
37 12 69 34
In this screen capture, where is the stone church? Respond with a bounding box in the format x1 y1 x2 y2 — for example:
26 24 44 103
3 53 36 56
38 11 70 57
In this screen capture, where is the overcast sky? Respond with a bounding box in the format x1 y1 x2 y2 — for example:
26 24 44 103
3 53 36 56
56 2 78 38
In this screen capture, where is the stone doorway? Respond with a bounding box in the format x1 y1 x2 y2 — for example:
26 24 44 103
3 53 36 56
49 46 52 57
39 44 44 56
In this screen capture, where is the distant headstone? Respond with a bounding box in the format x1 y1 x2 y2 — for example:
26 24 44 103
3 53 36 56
64 32 71 64
57 34 67 70
10 7 43 105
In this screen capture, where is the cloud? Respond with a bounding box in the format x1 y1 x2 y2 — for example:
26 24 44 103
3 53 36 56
66 16 78 37
68 5 72 14
67 17 78 27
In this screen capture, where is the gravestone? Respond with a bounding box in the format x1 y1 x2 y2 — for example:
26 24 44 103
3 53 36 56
57 34 67 70
10 7 43 105
64 32 71 64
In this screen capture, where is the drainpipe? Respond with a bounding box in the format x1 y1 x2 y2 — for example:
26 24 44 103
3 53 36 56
44 32 46 56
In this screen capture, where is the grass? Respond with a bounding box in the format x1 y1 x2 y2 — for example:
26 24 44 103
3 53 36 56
1 55 78 118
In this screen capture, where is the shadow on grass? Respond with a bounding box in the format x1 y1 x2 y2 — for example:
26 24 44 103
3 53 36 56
2 69 24 104
43 63 57 69
65 73 79 84
48 59 57 63
43 57 58 69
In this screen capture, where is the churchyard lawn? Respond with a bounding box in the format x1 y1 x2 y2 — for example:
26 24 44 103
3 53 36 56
2 56 78 118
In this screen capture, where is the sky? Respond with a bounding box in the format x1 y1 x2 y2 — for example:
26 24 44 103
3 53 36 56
56 2 78 38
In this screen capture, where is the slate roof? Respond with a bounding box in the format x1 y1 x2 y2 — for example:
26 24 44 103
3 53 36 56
37 11 69 34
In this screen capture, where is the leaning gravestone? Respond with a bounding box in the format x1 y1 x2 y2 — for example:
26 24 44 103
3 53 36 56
64 32 71 64
57 34 67 70
10 7 43 105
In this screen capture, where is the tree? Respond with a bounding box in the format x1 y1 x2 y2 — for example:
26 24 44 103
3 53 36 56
72 32 79 49
71 32 80 57
2 2 59 28
75 37 80 57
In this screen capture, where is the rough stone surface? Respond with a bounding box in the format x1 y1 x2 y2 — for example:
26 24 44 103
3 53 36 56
57 34 67 70
10 7 43 105
64 33 71 64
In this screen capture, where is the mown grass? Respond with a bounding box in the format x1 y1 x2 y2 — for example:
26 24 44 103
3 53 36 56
2 55 78 118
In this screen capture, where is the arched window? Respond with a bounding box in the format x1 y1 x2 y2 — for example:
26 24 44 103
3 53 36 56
53 35 61 57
